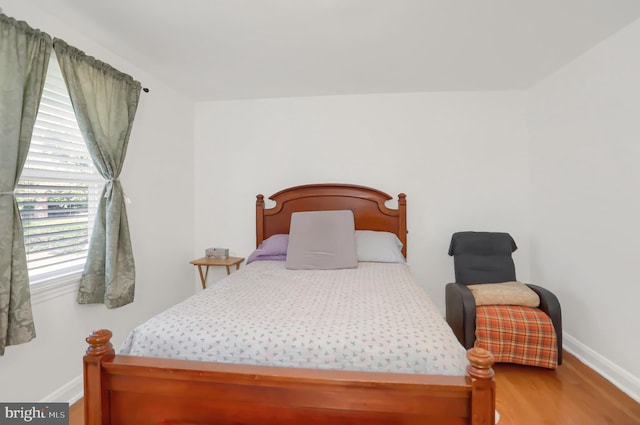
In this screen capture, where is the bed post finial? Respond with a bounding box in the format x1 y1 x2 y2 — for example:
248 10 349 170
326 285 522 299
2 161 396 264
86 329 114 357
467 347 495 425
466 346 494 379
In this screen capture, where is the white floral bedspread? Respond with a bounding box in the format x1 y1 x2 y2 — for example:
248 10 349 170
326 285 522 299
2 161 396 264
120 261 468 376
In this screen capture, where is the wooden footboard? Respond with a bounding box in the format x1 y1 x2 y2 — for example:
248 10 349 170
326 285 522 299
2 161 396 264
84 330 495 425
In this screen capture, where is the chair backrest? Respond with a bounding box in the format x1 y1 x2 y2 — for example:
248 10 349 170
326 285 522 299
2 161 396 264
448 231 518 285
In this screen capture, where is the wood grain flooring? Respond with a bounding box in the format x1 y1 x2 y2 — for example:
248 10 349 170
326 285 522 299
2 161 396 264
69 351 640 425
494 352 640 425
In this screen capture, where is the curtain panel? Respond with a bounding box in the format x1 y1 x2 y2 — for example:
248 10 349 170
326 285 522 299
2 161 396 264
0 14 51 355
53 39 141 309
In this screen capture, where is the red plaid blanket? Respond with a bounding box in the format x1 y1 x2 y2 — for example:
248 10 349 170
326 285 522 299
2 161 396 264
475 305 558 369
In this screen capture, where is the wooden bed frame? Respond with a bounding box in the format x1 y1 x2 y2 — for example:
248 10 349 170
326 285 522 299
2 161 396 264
84 183 495 425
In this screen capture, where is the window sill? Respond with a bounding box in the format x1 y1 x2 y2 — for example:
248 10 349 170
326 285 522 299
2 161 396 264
30 272 80 305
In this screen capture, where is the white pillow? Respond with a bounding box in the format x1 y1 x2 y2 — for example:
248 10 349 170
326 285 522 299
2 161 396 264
355 230 406 263
285 210 358 270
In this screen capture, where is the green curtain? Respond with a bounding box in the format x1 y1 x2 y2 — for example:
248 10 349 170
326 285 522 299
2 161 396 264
0 14 52 355
53 39 141 309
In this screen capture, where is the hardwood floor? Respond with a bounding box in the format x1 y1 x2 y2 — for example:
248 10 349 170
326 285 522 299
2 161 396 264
494 352 640 425
69 351 640 425
69 400 83 425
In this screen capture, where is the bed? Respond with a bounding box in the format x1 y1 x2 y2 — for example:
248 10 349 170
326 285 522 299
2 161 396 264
83 183 496 425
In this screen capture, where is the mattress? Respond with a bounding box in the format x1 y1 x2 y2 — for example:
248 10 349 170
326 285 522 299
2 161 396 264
120 261 469 376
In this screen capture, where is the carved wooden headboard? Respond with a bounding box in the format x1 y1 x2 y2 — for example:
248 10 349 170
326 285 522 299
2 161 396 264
256 183 407 257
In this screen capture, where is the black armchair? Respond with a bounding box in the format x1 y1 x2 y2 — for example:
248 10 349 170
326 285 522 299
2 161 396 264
445 231 562 365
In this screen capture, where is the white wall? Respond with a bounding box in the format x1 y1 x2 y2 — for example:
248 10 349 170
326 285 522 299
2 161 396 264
194 91 532 310
0 1 196 402
5 0 638 405
529 18 640 399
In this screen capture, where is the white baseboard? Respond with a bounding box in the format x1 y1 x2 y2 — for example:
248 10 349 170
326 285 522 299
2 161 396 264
40 374 83 405
563 332 640 403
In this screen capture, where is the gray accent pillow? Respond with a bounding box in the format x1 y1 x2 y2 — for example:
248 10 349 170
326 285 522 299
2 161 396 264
285 210 358 270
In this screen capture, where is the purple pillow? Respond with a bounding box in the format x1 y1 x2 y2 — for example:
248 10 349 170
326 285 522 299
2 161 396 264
246 253 287 264
246 234 289 264
258 234 289 256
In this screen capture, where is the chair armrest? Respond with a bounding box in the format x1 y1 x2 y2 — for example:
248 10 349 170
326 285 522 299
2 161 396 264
526 284 563 364
445 282 477 349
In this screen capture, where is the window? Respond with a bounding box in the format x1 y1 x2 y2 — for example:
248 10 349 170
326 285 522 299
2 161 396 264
15 55 101 285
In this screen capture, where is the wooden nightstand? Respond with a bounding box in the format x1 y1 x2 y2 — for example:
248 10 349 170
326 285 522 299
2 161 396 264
190 256 245 289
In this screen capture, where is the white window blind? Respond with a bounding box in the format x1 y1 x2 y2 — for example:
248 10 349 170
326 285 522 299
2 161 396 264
16 55 102 283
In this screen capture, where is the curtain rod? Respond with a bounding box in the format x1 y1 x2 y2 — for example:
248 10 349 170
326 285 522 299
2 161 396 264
0 9 150 94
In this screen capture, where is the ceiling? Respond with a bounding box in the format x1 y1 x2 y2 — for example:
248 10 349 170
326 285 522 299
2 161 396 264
23 0 640 101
